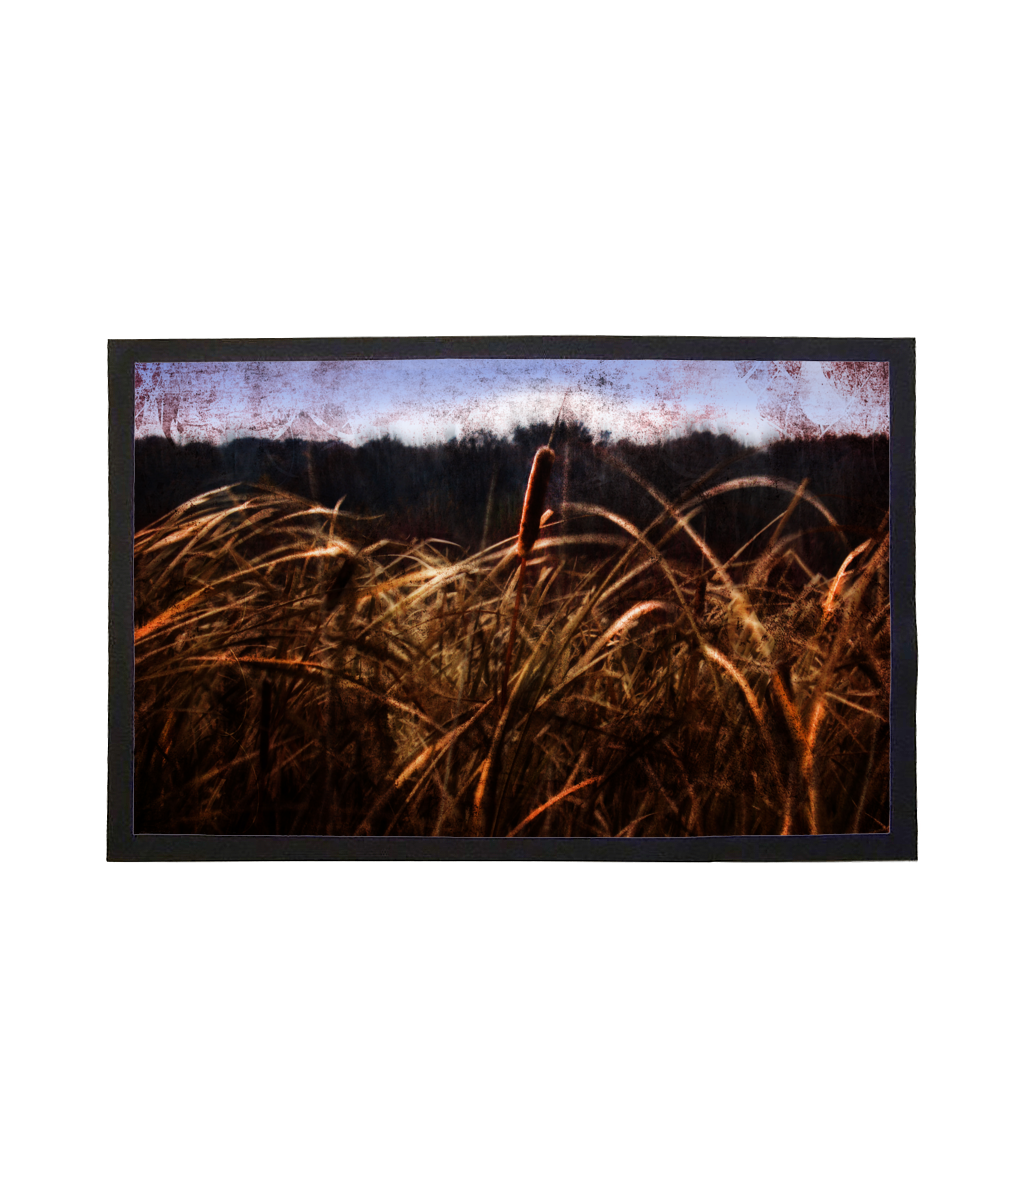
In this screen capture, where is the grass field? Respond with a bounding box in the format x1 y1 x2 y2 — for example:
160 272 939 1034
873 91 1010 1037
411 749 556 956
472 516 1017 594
133 445 890 837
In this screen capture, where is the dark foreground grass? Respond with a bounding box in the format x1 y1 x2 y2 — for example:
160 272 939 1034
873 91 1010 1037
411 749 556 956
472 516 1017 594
134 455 890 837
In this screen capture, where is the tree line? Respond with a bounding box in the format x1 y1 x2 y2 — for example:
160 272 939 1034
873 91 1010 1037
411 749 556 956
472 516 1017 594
135 424 889 575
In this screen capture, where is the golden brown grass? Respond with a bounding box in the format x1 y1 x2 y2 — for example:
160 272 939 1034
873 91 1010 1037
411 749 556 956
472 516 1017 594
133 460 890 837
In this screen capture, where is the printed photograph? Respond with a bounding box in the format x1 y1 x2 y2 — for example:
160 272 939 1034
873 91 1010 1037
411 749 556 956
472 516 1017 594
133 356 891 837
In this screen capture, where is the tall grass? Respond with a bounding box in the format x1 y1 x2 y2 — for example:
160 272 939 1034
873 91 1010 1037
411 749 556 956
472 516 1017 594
134 453 890 837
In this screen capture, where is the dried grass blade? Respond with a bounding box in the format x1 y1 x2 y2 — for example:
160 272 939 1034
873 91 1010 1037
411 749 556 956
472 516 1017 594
507 776 604 837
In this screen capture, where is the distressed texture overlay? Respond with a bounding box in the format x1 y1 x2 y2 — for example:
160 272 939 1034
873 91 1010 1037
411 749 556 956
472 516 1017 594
135 359 889 446
134 359 891 838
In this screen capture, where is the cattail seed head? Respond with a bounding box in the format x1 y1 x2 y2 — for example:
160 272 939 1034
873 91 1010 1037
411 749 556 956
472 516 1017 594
516 447 556 559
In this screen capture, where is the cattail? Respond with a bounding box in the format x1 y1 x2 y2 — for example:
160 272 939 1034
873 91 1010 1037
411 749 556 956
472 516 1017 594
501 446 556 712
516 446 556 559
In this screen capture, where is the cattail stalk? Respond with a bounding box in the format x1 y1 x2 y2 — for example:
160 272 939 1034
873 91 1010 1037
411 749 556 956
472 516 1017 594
500 446 556 710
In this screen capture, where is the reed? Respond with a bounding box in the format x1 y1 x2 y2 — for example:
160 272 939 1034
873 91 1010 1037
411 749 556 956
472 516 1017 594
516 446 556 559
133 456 891 839
501 445 556 710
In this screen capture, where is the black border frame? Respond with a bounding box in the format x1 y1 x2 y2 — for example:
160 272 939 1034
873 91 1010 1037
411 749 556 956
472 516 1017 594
109 336 916 861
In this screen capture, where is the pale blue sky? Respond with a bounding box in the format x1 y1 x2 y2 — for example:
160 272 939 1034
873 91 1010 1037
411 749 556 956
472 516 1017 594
135 359 890 446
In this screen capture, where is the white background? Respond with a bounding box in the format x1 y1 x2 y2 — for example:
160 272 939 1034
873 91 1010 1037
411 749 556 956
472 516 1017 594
3 3 1020 1198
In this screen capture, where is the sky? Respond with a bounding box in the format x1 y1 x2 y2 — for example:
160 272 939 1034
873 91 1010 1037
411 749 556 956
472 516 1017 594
134 359 890 446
